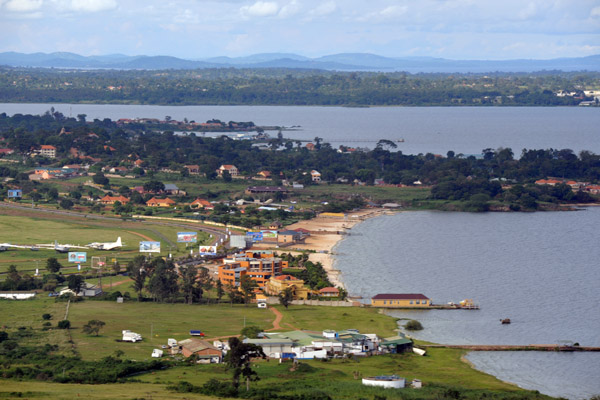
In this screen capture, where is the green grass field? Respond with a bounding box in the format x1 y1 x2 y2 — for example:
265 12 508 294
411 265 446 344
0 213 212 274
0 296 550 400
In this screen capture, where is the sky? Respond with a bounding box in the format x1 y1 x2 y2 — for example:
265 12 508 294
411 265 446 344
0 0 599 60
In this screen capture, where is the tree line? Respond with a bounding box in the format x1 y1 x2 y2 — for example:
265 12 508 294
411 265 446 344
1 66 597 106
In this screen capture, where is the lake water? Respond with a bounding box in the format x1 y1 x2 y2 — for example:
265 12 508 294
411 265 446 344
1 104 599 155
334 209 600 399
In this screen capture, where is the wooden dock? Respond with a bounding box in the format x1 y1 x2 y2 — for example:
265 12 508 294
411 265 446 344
422 344 600 352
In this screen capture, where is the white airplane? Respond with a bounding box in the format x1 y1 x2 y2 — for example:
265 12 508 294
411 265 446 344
0 243 39 252
87 237 123 251
35 241 88 253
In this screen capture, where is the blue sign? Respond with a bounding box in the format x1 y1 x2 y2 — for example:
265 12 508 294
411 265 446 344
8 189 22 198
68 252 87 263
246 232 263 242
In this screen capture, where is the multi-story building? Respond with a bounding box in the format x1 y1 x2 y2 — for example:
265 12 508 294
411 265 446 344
218 251 287 288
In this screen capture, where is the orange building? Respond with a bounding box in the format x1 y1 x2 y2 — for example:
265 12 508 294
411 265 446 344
218 251 287 288
146 197 176 207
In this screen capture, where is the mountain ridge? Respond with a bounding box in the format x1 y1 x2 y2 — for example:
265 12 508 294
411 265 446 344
0 51 598 73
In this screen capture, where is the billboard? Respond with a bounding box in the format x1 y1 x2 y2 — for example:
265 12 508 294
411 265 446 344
8 189 22 198
139 241 161 253
68 252 87 263
246 232 263 242
261 230 278 239
199 245 218 255
177 232 198 243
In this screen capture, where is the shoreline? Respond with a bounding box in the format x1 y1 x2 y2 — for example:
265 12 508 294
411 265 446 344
284 208 392 290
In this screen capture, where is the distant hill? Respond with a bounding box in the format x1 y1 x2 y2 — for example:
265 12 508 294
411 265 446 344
1 51 598 73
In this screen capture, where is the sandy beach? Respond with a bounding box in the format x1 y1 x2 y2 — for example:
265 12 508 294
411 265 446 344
282 209 390 289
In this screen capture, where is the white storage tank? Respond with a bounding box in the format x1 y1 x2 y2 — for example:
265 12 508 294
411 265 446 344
362 375 405 389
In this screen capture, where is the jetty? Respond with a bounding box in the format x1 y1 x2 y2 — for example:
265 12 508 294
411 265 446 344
422 344 600 352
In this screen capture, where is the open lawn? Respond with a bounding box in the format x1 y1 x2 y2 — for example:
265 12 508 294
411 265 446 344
0 213 212 274
0 297 552 400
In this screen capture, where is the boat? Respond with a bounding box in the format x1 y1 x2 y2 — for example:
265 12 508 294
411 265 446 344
501 318 511 324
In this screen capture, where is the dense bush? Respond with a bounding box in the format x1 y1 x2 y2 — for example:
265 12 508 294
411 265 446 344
404 319 423 331
57 320 70 329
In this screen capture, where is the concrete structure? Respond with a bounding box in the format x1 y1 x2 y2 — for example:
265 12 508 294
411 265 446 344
371 293 431 308
217 164 239 177
218 251 286 288
310 170 321 182
59 282 102 297
38 145 57 159
264 275 315 300
243 337 296 358
230 234 252 250
277 230 303 245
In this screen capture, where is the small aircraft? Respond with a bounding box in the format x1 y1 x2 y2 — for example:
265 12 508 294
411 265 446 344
35 241 88 253
87 237 123 251
0 243 40 252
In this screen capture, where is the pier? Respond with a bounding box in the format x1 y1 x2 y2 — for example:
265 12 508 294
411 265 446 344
421 344 600 352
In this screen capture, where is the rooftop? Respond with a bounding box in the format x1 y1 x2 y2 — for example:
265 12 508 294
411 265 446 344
372 293 429 300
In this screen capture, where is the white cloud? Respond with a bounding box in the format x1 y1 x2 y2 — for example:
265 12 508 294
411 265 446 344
517 3 538 20
4 0 43 12
591 6 600 18
240 1 279 17
72 0 116 12
380 5 408 18
61 0 117 13
278 0 299 18
310 1 335 16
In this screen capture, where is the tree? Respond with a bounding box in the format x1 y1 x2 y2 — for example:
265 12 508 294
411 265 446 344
59 198 74 210
216 280 224 302
82 319 106 336
147 258 179 302
180 264 198 304
67 274 84 294
143 180 165 193
57 320 71 329
278 287 294 309
127 255 148 300
376 139 397 151
240 326 263 339
222 170 232 182
92 172 109 186
225 337 266 392
46 257 62 273
239 275 257 306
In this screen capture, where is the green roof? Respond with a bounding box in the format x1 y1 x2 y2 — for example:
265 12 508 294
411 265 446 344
381 335 413 346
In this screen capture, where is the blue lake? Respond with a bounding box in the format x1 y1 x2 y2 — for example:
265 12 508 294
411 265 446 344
334 209 600 399
1 104 599 155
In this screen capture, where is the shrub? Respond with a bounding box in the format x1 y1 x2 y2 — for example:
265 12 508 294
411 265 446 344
404 319 423 331
57 320 71 329
42 313 52 320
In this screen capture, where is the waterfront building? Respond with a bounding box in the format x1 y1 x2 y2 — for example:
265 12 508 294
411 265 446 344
371 293 431 308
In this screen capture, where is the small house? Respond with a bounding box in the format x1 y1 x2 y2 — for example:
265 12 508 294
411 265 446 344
319 287 339 297
178 338 222 363
146 197 176 207
217 164 239 177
